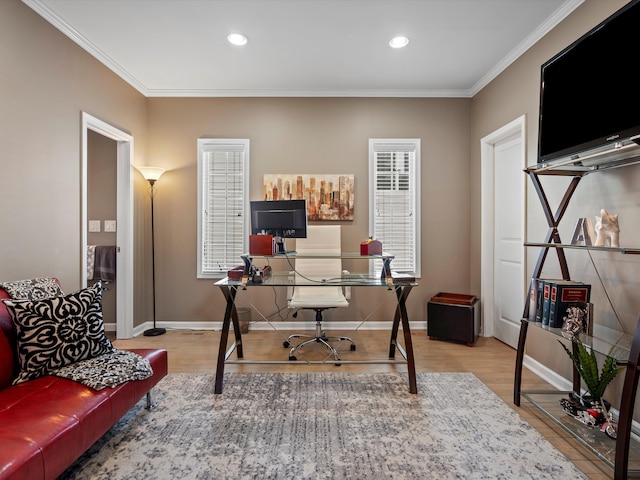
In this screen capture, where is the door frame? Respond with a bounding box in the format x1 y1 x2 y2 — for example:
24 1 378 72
81 112 134 339
480 115 527 339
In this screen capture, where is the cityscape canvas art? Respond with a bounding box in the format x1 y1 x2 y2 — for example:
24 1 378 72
263 174 354 221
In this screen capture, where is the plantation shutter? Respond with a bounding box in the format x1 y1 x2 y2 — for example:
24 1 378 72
369 140 420 277
197 139 249 277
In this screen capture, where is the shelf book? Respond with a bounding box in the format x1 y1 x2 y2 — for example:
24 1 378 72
548 281 591 328
528 278 591 328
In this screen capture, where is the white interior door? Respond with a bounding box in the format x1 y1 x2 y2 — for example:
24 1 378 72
481 116 526 348
493 136 524 346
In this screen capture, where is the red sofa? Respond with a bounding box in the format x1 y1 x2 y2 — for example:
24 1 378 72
0 283 168 480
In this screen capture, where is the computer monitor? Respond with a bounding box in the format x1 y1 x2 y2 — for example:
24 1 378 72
250 199 307 253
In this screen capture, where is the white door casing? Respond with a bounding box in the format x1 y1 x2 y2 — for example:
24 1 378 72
481 115 526 347
81 112 134 339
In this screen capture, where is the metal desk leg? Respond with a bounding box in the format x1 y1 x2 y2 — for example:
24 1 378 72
389 285 417 394
389 296 401 359
214 285 240 394
513 319 528 406
221 286 244 358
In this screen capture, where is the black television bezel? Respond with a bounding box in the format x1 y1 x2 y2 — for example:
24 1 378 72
537 0 640 164
249 199 308 239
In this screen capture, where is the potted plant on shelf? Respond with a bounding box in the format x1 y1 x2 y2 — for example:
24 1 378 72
558 340 623 439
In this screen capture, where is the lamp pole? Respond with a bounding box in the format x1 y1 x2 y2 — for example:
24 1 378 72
139 167 167 337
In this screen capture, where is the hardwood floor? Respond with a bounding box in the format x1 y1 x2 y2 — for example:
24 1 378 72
113 328 612 479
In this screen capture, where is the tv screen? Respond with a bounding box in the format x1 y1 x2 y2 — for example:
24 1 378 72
538 0 640 164
250 200 307 239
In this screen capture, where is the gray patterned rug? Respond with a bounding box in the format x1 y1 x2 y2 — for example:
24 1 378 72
60 372 587 479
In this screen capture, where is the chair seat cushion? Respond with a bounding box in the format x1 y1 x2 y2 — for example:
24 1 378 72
289 286 349 308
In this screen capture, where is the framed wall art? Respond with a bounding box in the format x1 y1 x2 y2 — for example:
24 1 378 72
263 174 354 221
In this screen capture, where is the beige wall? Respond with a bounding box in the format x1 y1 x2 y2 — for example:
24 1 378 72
0 0 149 323
147 97 471 324
470 0 640 407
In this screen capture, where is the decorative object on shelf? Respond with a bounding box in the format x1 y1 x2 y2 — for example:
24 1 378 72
263 174 354 221
138 166 167 337
249 234 274 255
360 237 382 255
594 209 620 247
548 281 591 328
570 217 594 245
562 304 588 337
560 392 618 439
558 340 623 439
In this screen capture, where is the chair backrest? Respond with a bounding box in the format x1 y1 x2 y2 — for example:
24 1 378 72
290 225 347 308
294 225 342 281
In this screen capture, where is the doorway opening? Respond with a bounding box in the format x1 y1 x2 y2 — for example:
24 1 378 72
81 112 134 339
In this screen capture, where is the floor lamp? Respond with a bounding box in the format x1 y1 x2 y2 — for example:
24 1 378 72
139 166 166 337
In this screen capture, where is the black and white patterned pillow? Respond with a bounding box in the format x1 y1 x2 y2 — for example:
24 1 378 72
2 282 115 385
0 277 63 300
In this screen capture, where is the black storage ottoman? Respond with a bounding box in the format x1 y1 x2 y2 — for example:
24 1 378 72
427 292 480 346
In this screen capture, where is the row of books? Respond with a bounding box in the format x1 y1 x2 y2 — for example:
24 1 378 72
527 278 591 328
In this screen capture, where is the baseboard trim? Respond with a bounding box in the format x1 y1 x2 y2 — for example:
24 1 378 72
523 354 572 391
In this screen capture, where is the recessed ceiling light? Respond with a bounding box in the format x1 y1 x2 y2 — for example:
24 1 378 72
227 33 248 46
389 36 409 49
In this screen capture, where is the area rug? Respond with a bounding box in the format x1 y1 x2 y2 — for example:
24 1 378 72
59 372 587 479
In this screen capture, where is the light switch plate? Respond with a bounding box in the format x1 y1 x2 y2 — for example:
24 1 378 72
104 220 117 232
89 220 101 232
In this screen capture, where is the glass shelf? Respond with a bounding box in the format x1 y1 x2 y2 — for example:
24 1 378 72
527 141 640 176
521 391 640 474
524 242 640 255
523 319 632 363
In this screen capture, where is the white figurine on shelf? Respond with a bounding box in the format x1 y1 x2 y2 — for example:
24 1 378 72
594 209 620 248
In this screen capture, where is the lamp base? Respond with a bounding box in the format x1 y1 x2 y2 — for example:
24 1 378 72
143 327 166 337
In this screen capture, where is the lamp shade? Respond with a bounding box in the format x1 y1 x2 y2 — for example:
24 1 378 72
138 166 166 182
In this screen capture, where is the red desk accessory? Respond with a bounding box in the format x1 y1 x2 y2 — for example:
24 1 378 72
360 238 382 255
249 234 274 255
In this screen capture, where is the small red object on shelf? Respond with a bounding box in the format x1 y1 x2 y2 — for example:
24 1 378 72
249 234 274 255
360 238 382 255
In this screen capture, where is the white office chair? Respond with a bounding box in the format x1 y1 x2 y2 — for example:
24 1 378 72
285 225 355 362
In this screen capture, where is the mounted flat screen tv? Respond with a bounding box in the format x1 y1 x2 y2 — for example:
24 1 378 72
250 199 307 253
538 0 640 165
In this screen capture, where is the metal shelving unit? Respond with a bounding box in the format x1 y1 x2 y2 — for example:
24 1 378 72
514 157 640 479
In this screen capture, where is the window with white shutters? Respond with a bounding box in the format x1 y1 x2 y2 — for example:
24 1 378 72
197 139 249 278
369 139 421 277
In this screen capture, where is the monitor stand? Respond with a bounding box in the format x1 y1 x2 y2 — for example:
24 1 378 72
274 237 287 254
273 236 296 255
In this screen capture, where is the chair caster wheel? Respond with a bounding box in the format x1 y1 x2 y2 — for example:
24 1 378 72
350 344 356 351
289 355 297 361
335 363 341 367
283 341 290 348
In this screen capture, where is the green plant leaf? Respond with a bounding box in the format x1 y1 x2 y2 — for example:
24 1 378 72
557 340 621 401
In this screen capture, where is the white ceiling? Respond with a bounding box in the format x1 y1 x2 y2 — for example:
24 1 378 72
23 0 583 98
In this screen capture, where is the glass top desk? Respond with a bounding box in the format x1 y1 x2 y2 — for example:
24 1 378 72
213 252 417 394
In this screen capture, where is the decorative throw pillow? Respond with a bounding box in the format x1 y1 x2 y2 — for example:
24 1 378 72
2 281 115 385
0 277 64 300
